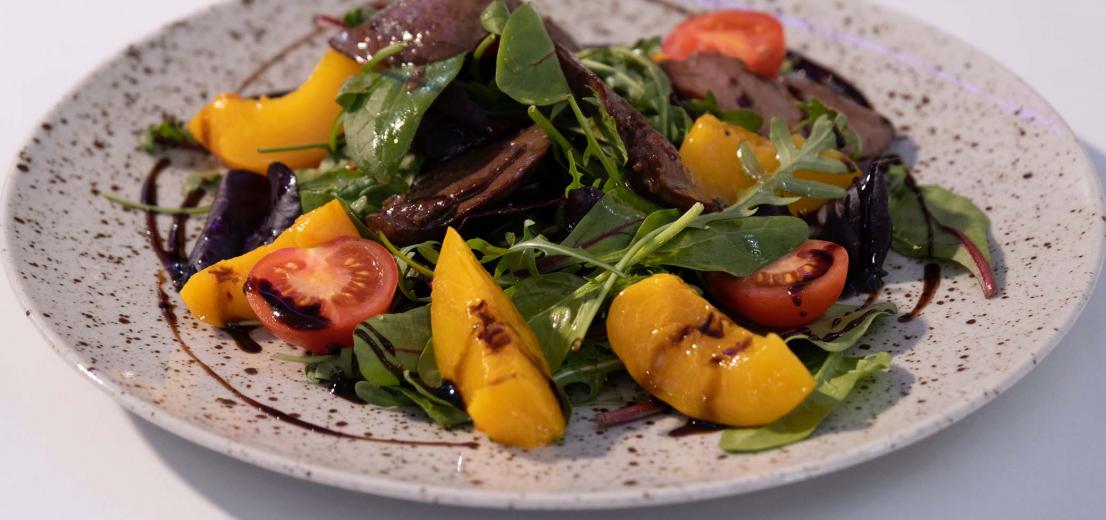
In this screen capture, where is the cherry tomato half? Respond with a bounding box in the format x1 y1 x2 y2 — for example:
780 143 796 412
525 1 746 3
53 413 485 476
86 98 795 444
662 10 787 78
704 240 848 329
244 237 399 354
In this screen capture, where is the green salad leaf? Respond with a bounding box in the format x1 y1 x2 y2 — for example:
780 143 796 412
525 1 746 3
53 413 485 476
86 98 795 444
296 159 413 219
353 382 410 408
341 53 465 182
561 188 658 258
507 272 591 370
480 0 510 34
139 116 196 154
719 352 891 452
646 216 810 277
341 6 376 28
396 372 471 428
887 165 997 297
495 3 571 106
553 343 624 404
350 307 470 428
783 302 897 352
353 306 430 387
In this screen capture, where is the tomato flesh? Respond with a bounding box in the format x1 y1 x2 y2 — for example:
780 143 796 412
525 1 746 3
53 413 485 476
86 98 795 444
705 240 848 329
244 237 399 354
662 10 787 77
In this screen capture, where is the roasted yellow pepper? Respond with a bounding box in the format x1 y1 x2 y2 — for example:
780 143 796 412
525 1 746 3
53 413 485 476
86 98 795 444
607 274 815 426
180 200 360 327
187 49 361 173
431 228 565 448
678 114 858 215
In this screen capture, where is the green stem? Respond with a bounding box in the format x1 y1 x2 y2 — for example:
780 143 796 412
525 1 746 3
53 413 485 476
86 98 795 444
508 239 627 277
103 193 211 216
257 142 330 154
618 203 705 269
327 111 345 153
473 33 497 62
271 353 337 365
527 105 575 152
567 96 621 182
363 42 408 70
377 231 435 279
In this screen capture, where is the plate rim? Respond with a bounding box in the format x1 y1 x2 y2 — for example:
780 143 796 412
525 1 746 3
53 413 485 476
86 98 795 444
2 0 1104 510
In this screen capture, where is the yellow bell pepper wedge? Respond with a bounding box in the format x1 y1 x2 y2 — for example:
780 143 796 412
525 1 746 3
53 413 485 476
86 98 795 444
678 114 858 215
187 49 362 174
180 200 360 327
607 274 816 426
431 228 565 448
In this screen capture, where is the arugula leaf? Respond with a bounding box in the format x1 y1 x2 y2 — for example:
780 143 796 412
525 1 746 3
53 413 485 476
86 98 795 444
341 53 465 182
480 0 510 34
796 98 862 158
495 3 572 106
719 352 891 452
783 303 897 352
645 216 809 277
684 91 763 134
352 306 430 387
700 115 848 222
578 45 692 143
296 161 412 219
886 165 997 297
139 117 196 154
553 343 624 404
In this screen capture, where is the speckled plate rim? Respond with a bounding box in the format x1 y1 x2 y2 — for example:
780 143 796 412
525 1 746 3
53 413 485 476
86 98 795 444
2 0 1104 510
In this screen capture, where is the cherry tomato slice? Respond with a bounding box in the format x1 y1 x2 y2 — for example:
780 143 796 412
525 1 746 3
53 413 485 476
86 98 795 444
662 10 787 77
704 240 848 329
244 237 399 354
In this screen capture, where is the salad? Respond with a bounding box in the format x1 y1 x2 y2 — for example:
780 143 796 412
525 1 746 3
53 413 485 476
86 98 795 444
118 0 996 451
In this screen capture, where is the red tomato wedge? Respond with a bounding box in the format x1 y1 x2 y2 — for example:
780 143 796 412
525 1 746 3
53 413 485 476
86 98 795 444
244 237 399 354
662 10 787 77
704 240 848 329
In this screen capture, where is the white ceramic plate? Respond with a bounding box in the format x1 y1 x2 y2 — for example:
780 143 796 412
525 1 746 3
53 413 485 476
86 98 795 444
3 0 1102 510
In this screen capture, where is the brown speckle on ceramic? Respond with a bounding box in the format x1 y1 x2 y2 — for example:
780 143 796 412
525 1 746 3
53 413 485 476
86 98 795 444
1 0 1102 510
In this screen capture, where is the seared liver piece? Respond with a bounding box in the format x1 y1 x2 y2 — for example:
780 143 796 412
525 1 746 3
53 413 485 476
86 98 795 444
660 52 802 133
365 125 551 245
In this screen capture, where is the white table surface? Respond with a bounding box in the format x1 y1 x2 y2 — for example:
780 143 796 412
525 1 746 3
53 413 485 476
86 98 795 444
2 1 1104 518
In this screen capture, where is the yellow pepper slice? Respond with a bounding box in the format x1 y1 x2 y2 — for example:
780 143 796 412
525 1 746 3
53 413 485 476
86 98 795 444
431 228 565 448
607 274 816 426
188 49 362 173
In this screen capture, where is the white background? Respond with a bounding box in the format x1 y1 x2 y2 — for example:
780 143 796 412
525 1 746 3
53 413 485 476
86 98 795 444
2 1 1104 518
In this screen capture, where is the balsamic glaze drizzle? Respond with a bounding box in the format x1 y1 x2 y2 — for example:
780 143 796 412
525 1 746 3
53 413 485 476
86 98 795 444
667 419 725 438
898 171 943 321
224 325 263 354
898 263 942 323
